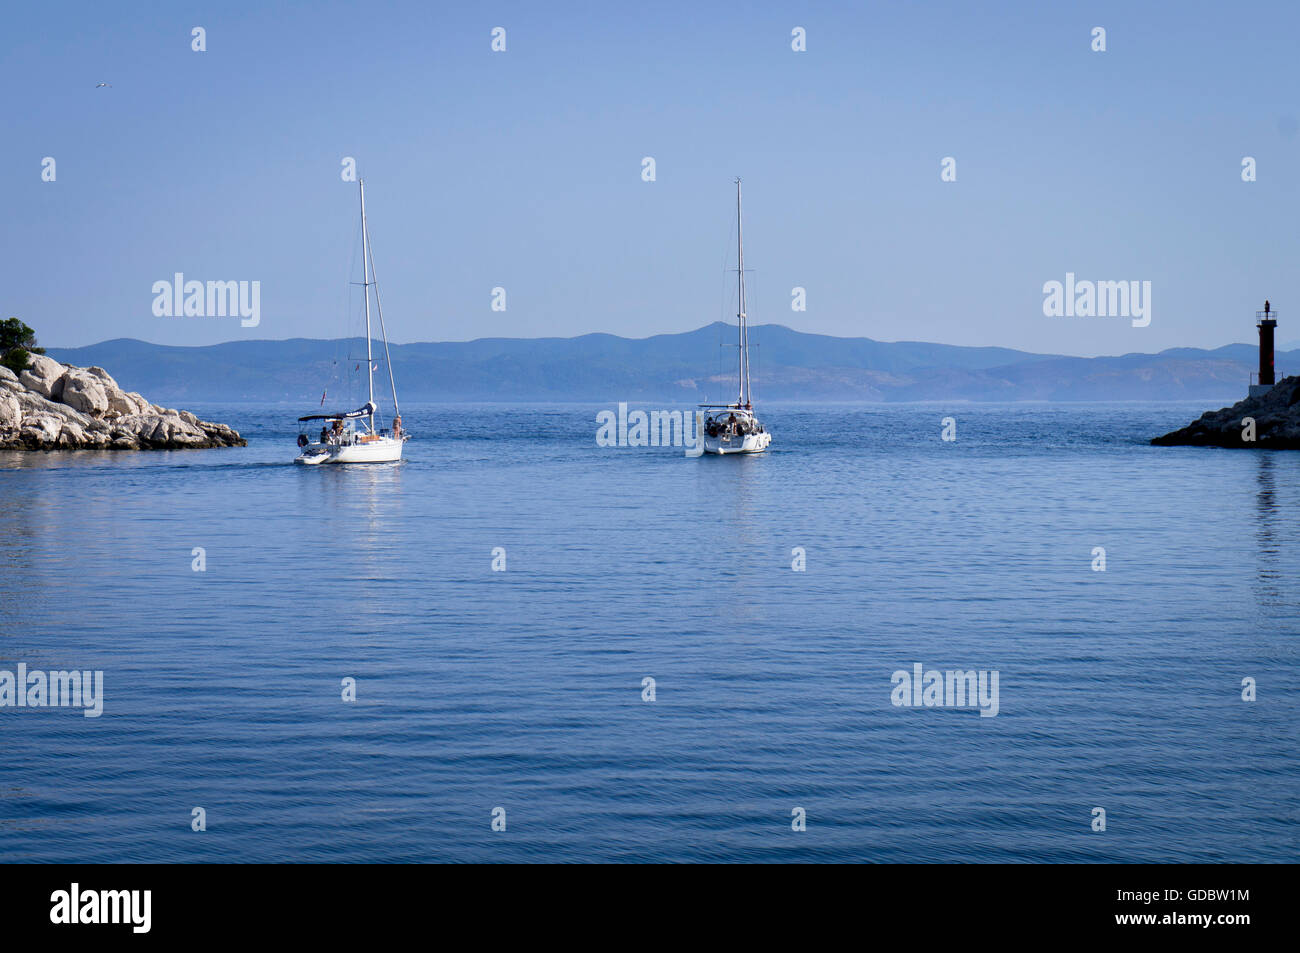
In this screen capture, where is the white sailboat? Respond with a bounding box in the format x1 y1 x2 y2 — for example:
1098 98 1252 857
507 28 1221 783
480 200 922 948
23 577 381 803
295 179 408 465
701 179 772 455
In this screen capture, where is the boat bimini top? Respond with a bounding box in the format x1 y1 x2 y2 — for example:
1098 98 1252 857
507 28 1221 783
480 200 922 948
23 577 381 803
297 401 378 423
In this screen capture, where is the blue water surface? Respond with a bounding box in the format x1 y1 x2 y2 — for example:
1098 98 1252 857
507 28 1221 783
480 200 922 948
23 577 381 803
1 402 1296 863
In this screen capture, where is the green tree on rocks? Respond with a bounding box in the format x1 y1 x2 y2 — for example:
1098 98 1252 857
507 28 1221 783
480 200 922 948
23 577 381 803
0 318 45 375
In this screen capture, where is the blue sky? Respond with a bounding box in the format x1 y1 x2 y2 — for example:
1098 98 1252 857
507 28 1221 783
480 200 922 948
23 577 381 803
4 0 1298 355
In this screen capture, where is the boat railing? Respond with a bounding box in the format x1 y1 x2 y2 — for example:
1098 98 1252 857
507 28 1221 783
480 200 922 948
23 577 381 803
301 425 404 448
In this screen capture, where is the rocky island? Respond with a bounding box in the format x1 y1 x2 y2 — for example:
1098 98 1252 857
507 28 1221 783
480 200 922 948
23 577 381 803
1 354 244 451
1152 375 1300 449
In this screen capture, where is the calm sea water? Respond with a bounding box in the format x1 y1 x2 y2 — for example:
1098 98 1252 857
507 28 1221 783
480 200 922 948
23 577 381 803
1 402 1296 863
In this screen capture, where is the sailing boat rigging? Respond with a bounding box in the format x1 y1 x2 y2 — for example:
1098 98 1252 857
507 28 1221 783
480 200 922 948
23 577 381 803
700 178 772 455
294 179 408 464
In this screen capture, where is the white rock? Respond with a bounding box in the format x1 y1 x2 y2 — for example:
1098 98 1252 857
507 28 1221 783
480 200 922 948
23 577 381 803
151 418 174 442
18 354 66 400
1 358 243 451
83 366 120 390
59 368 111 416
58 421 88 446
107 389 151 416
0 392 20 429
20 413 63 443
18 388 91 426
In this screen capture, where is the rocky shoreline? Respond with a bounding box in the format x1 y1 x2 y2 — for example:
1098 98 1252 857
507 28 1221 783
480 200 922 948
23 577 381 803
1152 376 1300 449
0 355 244 451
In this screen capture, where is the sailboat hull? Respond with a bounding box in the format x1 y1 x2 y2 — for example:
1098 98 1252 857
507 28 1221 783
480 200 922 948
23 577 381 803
295 437 404 465
703 431 771 455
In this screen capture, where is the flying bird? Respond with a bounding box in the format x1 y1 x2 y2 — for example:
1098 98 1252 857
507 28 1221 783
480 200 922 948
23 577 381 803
95 82 111 88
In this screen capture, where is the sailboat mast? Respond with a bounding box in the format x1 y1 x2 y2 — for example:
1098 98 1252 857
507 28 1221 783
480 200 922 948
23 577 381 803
365 239 401 418
359 179 375 432
736 178 747 407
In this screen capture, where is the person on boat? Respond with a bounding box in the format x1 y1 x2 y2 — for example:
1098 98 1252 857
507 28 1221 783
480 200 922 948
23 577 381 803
320 426 329 445
331 419 344 443
393 415 402 438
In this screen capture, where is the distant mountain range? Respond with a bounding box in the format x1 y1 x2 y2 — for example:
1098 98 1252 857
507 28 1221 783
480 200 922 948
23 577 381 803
45 323 1282 403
